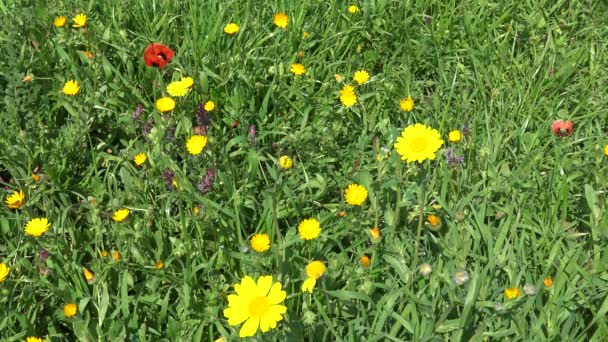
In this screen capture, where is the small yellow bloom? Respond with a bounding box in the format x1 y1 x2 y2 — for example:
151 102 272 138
155 260 165 269
543 276 553 288
32 173 40 182
134 153 147 166
356 44 363 53
369 226 381 241
353 70 370 85
113 208 130 223
360 255 371 267
156 97 175 112
22 74 34 82
111 250 121 261
449 130 462 143
224 23 240 35
298 218 321 240
84 50 93 59
400 96 415 112
426 214 441 231
340 84 357 107
22 337 44 342
0 263 10 282
290 63 306 76
25 217 50 237
344 184 368 206
504 287 522 300
204 101 215 111
5 190 25 209
302 260 326 293
250 233 271 253
54 16 67 27
334 74 343 82
603 144 608 157
186 135 208 155
302 277 316 293
83 267 95 283
348 5 359 14
273 12 289 29
167 77 194 97
62 80 80 96
193 206 199 215
64 303 78 318
72 13 87 28
303 31 310 39
279 155 293 170
100 249 108 257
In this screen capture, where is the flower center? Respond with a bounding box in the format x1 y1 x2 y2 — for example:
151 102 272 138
248 295 270 319
410 137 428 152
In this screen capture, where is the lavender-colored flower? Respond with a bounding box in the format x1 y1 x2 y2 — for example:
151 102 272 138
132 104 144 120
167 126 176 141
162 169 175 190
39 248 49 263
444 147 465 167
248 124 257 143
142 118 154 137
197 103 210 126
198 168 216 195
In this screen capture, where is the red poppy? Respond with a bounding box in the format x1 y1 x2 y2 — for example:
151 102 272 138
143 43 174 68
551 119 573 137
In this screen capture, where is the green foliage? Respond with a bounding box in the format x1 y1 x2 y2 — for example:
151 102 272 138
1 0 608 340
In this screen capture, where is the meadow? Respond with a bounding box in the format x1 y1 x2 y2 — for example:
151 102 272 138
1 0 608 340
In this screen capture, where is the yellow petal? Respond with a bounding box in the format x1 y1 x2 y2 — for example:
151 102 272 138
223 307 249 325
239 317 260 338
260 316 270 332
301 277 316 293
256 275 273 297
268 282 287 304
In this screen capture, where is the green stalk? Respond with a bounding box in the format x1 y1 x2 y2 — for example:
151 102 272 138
413 165 427 271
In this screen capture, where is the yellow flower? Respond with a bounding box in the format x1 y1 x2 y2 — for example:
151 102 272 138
298 218 321 240
344 184 368 206
100 249 108 257
113 208 129 223
22 74 34 82
83 267 95 284
223 275 287 338
224 23 240 35
369 226 381 241
204 101 215 111
394 123 444 163
32 173 40 182
603 144 608 157
155 260 165 269
62 80 80 96
504 287 522 300
334 74 343 82
54 16 67 27
0 263 10 282
279 156 293 170
356 44 363 53
72 13 87 28
25 217 50 237
303 31 310 39
84 50 93 59
290 63 306 76
543 276 553 288
186 135 208 155
64 303 78 318
340 84 357 107
134 153 147 166
426 214 441 231
22 338 44 342
167 77 194 97
251 233 271 253
273 12 289 29
400 96 415 112
302 260 326 293
112 250 121 261
353 70 369 85
348 5 359 14
5 190 25 209
193 206 199 215
360 255 371 267
449 130 462 143
156 97 175 112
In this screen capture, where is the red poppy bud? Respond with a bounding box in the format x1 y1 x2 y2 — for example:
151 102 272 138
231 120 238 128
143 43 174 68
551 119 573 137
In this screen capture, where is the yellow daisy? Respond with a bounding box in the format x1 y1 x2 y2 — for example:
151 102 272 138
394 123 444 163
22 337 43 342
426 214 441 231
134 153 147 166
5 190 25 209
353 70 369 85
303 31 310 39
83 267 95 284
167 77 194 97
340 84 357 107
204 101 215 111
302 260 326 293
73 13 87 28
62 80 80 96
273 12 289 29
224 23 240 35
298 218 321 240
290 63 306 76
603 144 608 157
113 208 129 223
279 156 293 170
344 184 368 206
186 135 208 155
24 217 50 237
348 5 360 14
54 16 67 27
400 96 415 112
64 303 78 318
112 250 121 261
0 263 10 282
156 97 175 112
155 260 165 269
448 130 462 143
369 226 381 241
504 287 522 300
250 233 271 253
223 275 287 338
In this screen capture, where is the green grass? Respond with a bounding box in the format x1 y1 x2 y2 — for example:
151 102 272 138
1 0 608 340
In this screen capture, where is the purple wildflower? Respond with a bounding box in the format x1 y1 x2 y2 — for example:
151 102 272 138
142 118 154 137
444 147 464 167
167 126 176 141
197 103 210 126
198 168 216 195
162 169 175 190
248 124 257 144
132 104 144 120
39 248 49 263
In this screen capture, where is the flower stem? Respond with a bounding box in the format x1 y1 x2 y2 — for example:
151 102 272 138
413 165 427 270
